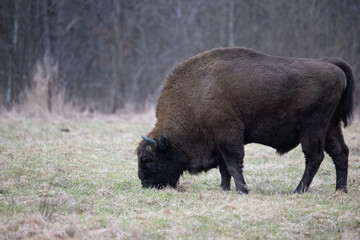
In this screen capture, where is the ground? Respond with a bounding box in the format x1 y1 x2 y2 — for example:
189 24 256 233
0 114 359 239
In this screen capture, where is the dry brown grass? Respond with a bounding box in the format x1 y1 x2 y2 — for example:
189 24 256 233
0 213 123 239
0 114 359 239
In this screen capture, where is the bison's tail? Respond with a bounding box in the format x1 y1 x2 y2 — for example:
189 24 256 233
322 58 354 127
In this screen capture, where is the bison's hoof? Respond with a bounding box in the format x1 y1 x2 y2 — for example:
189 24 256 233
237 186 249 194
221 184 231 191
238 189 249 194
336 187 348 194
292 189 305 194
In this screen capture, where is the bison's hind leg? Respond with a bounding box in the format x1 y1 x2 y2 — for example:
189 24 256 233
325 124 349 193
219 159 231 191
294 128 326 194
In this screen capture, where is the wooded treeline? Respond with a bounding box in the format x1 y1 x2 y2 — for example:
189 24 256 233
1 0 359 113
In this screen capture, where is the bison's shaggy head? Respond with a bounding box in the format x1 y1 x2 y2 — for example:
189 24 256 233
137 135 184 189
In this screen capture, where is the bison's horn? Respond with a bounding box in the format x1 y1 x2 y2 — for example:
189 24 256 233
141 134 157 150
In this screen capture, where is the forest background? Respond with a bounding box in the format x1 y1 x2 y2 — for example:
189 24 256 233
0 0 359 114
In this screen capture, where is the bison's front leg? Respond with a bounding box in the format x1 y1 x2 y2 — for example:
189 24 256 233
219 160 231 191
217 131 248 194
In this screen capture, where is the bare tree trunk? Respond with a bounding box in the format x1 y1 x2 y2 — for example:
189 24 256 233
110 0 122 113
228 0 235 47
41 0 52 112
6 0 20 108
55 0 64 60
42 0 51 58
6 59 13 108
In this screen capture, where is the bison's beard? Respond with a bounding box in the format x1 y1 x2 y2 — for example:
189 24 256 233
139 168 181 189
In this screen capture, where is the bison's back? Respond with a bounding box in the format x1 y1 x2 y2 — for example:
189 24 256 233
156 47 346 149
161 47 344 110
165 48 343 113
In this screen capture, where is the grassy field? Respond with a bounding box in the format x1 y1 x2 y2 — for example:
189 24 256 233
0 114 359 239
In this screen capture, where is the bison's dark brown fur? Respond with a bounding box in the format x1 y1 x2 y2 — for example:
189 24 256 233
137 47 354 194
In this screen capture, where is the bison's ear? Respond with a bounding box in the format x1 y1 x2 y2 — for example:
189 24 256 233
158 135 170 150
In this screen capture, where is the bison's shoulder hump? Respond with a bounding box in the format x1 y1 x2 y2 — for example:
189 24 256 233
171 47 265 76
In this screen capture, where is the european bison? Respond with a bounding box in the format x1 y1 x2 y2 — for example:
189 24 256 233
137 47 354 194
